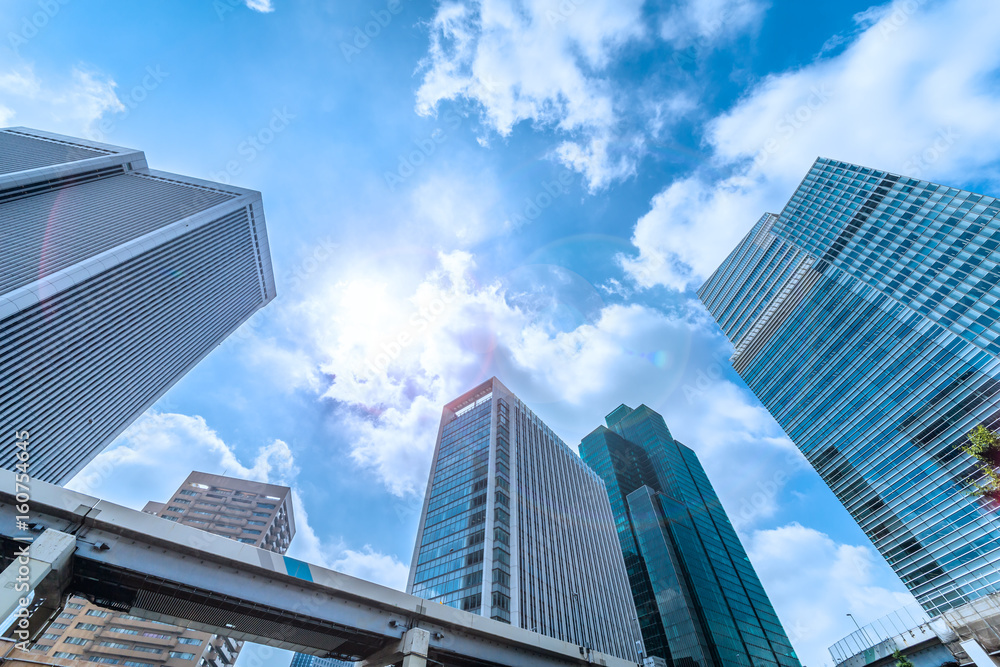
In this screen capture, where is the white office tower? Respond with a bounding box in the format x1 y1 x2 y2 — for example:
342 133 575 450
407 377 643 662
0 128 276 484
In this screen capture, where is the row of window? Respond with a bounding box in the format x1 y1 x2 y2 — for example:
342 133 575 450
49 650 192 664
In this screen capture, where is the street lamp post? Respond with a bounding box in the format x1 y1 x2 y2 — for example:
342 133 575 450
847 613 878 650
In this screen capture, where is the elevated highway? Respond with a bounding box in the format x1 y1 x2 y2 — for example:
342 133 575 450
0 470 640 667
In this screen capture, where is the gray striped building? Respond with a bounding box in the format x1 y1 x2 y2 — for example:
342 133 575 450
407 378 644 662
0 127 276 484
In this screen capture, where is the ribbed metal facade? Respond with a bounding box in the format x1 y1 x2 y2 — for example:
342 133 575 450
407 377 643 662
0 127 276 485
699 157 1000 617
0 128 108 174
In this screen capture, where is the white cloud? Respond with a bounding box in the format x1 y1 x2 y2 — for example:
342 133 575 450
255 243 802 522
410 169 503 245
554 131 640 190
747 523 914 667
660 0 770 47
415 0 648 190
0 65 124 138
67 412 298 502
624 0 1000 291
852 4 891 29
68 412 408 589
245 0 274 12
332 547 410 590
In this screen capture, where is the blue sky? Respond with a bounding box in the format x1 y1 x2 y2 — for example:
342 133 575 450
5 0 1000 665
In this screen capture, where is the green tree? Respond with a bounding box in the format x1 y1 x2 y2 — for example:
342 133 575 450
892 649 914 667
960 425 1000 499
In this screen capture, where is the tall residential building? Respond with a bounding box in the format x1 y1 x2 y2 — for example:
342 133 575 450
699 158 1000 619
580 404 801 667
32 472 295 666
0 127 276 484
407 378 644 662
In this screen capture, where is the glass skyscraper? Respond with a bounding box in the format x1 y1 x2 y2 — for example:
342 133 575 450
407 377 644 662
0 127 275 484
580 405 800 667
699 157 1000 618
289 652 353 667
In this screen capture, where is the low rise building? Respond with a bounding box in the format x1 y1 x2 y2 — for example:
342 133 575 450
30 472 295 667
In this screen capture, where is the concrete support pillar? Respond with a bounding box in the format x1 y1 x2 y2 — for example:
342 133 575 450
401 654 426 667
360 626 430 667
400 627 429 667
0 529 75 644
0 530 75 621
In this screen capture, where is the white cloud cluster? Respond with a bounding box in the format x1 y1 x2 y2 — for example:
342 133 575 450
415 0 772 190
68 412 409 589
244 242 900 664
253 243 802 523
748 523 914 667
245 0 275 12
624 0 1000 291
67 412 297 501
660 0 770 48
0 65 124 137
331 546 410 590
416 0 647 190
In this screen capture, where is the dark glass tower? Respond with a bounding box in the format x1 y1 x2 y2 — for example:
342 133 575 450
580 404 800 667
699 158 1000 619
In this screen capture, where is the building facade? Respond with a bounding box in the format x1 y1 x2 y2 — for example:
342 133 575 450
699 158 1000 619
32 472 295 666
580 405 801 667
407 377 643 662
0 127 276 484
288 652 354 667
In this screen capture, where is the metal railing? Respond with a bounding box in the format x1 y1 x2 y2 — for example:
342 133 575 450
828 604 932 664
